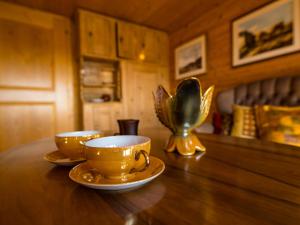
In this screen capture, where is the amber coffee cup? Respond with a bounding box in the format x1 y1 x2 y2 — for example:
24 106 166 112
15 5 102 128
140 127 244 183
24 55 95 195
55 131 103 159
84 135 150 180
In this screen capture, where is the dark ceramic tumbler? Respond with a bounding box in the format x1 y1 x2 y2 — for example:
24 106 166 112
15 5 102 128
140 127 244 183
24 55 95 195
117 119 139 135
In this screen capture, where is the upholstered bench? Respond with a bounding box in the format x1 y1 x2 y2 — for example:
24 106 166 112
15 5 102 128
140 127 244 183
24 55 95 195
213 75 300 146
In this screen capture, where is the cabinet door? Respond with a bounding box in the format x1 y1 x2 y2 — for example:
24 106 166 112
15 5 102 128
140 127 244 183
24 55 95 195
155 31 169 66
117 22 168 65
83 103 122 133
143 28 158 63
0 2 75 152
123 62 169 129
93 107 115 131
143 29 169 66
79 10 116 59
117 21 142 60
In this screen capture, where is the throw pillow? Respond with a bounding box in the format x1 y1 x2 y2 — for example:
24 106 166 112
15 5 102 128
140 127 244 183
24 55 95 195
231 105 257 139
255 105 300 147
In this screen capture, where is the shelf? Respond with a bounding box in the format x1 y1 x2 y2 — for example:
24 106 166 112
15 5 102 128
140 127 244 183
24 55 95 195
80 58 121 105
82 55 119 64
84 101 122 105
82 84 116 88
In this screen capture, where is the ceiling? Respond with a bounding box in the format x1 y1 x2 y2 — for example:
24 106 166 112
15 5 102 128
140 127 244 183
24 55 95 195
2 0 223 33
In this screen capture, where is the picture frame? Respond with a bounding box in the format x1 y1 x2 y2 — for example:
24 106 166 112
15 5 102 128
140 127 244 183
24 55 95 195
232 0 300 67
175 35 207 80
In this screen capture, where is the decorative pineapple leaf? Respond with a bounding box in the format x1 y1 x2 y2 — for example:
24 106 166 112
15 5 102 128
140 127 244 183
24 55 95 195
153 86 175 132
195 85 214 127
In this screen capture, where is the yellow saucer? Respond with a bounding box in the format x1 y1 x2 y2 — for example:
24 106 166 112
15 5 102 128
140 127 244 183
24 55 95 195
69 156 165 191
44 150 85 166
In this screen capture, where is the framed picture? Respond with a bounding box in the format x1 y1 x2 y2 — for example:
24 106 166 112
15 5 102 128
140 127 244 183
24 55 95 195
175 35 207 80
232 0 300 67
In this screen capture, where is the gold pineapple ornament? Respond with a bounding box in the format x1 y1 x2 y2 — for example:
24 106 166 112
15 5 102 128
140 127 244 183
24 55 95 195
154 77 214 156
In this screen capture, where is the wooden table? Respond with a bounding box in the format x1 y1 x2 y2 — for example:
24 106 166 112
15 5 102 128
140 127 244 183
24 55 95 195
1 129 300 225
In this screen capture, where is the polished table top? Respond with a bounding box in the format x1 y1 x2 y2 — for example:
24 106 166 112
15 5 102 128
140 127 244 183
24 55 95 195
0 129 300 225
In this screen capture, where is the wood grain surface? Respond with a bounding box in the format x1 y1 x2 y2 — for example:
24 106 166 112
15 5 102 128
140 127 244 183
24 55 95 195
0 129 299 225
1 0 223 33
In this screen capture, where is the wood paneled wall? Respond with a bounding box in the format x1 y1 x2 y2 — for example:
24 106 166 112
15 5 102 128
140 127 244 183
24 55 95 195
169 0 300 103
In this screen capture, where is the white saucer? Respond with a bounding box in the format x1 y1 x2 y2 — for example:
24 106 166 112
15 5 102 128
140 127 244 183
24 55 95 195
44 150 85 166
69 156 165 191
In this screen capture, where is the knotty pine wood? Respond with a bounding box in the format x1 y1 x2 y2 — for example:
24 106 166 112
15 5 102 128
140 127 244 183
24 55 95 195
1 0 223 33
78 10 117 59
169 0 300 104
121 61 170 129
83 102 122 132
0 129 299 225
117 21 169 65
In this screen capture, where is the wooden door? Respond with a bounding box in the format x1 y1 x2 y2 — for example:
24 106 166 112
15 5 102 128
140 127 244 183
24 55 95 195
122 62 169 129
79 10 116 59
0 2 75 151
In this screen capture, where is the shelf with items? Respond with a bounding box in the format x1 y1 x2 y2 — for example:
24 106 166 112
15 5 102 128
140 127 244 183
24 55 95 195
80 58 121 103
82 83 117 88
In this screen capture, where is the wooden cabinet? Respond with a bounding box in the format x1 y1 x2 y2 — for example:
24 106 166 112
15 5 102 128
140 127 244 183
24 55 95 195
83 103 122 133
122 62 169 129
117 21 168 65
79 10 117 59
78 11 170 132
78 12 169 64
0 2 75 151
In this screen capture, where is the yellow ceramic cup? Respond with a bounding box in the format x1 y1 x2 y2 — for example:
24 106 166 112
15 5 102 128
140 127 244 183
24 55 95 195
84 135 151 180
55 131 103 159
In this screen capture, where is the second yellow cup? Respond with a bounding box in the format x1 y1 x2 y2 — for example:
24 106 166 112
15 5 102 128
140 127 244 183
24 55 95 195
84 135 151 180
55 130 103 159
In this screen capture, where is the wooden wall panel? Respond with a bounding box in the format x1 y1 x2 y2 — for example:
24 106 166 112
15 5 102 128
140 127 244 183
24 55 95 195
0 19 53 89
169 0 300 109
0 103 55 151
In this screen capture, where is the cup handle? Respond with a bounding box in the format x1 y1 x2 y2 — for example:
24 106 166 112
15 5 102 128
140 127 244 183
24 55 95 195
131 150 150 173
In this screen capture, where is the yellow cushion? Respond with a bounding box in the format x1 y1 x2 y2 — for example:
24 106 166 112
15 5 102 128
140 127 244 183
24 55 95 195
255 105 300 147
231 105 257 139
